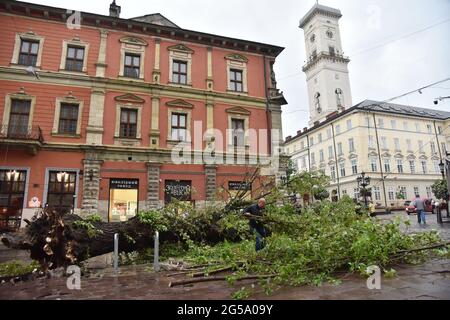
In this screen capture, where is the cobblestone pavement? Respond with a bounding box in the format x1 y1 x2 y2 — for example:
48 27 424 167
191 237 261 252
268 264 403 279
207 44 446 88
0 211 449 300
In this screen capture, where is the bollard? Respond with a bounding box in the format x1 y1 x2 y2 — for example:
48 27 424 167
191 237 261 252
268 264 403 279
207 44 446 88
154 231 160 272
114 233 119 273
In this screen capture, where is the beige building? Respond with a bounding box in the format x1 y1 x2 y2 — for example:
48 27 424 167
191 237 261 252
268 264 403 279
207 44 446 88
284 3 450 209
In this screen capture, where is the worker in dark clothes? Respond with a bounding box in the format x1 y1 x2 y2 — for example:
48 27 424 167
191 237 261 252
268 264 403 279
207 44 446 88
243 198 267 252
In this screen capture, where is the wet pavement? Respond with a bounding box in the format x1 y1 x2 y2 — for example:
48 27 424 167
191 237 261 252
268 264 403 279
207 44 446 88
0 211 449 300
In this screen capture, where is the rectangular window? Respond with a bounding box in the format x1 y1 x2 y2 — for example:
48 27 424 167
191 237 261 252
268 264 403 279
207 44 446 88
18 39 39 66
231 118 245 147
109 179 139 222
47 171 77 214
124 53 141 78
438 126 443 134
442 142 447 153
434 161 440 174
400 186 407 199
427 124 432 133
351 159 358 175
335 125 341 135
426 186 432 199
229 69 243 92
58 103 79 135
409 161 416 174
348 138 355 152
165 180 192 205
378 118 384 129
368 135 375 149
337 142 343 156
403 121 408 131
346 119 352 130
318 133 323 143
172 60 187 84
415 123 420 132
371 158 378 172
394 138 400 150
328 146 333 158
388 187 395 201
391 120 397 129
327 128 332 139
421 161 427 174
301 157 307 169
310 137 314 146
329 46 335 56
384 158 391 173
300 141 305 150
381 137 388 149
430 142 436 154
0 170 27 232
397 159 403 173
172 113 188 142
319 150 324 162
330 165 336 181
8 99 31 138
339 162 346 177
353 188 360 200
120 108 138 138
413 186 420 197
406 139 412 151
418 140 424 153
365 117 371 127
311 152 316 165
373 186 381 201
65 46 85 72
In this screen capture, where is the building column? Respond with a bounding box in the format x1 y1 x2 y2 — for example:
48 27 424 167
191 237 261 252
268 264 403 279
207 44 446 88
81 158 103 216
86 89 106 145
206 47 214 90
150 95 160 148
153 38 161 84
205 165 217 201
147 162 162 209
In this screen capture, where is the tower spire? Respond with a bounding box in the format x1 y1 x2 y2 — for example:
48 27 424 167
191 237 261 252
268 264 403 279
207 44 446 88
109 0 121 18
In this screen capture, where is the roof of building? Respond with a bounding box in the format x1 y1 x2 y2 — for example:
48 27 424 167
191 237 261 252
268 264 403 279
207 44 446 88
285 99 450 143
131 13 180 28
299 4 342 28
1 0 284 57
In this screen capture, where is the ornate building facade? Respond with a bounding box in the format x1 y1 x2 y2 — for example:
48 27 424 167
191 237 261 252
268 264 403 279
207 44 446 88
0 1 287 228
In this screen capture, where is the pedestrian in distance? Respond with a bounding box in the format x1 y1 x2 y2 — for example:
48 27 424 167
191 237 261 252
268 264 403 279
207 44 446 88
412 194 426 224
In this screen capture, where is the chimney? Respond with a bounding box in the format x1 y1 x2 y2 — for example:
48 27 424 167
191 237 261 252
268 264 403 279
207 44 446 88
297 130 302 135
313 121 320 127
286 136 292 141
109 0 121 18
303 127 308 132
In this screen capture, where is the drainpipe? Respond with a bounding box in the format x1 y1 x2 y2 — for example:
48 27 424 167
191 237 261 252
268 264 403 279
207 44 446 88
433 121 443 162
331 123 341 200
372 113 388 210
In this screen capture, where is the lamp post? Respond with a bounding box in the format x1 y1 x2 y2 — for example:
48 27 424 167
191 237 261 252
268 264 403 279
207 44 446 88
357 172 371 208
439 161 445 180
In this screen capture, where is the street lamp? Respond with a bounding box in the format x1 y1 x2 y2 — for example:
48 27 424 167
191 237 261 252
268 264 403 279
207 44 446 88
357 172 371 207
439 161 445 180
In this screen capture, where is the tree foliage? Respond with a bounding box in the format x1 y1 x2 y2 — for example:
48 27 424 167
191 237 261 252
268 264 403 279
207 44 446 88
432 179 448 200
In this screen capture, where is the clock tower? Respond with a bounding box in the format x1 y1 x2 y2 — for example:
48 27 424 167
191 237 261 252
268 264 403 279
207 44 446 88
300 3 353 126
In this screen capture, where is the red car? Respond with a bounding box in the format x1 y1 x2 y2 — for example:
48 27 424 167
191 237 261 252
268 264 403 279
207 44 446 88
404 199 433 215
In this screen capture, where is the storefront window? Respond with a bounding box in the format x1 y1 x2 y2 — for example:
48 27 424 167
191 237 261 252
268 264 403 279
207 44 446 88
0 170 26 231
47 171 77 214
109 179 139 222
228 181 252 201
164 180 193 206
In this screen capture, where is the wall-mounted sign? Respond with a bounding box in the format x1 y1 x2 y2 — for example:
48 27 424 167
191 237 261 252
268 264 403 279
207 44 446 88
28 196 41 208
165 180 192 203
110 179 139 190
228 181 252 191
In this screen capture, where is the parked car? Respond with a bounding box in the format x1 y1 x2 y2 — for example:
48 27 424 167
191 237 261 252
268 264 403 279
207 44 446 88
404 198 433 215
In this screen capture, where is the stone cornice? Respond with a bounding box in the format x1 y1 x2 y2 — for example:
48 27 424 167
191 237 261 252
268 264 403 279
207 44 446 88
0 0 284 57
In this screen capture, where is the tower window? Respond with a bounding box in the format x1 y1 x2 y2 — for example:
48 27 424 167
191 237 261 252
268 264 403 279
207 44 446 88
335 88 343 107
314 92 321 114
329 46 335 56
326 30 334 39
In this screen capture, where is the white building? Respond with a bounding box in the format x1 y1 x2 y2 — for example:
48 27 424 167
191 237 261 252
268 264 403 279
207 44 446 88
285 3 450 209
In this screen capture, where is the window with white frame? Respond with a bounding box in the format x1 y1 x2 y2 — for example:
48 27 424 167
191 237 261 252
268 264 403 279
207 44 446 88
328 146 333 158
399 186 407 199
2 93 36 137
381 137 388 149
427 124 432 134
59 38 90 73
335 124 341 135
438 126 443 134
114 104 143 140
311 152 316 165
434 161 440 174
397 159 403 173
384 158 391 173
406 139 412 151
346 119 352 130
351 159 358 175
369 135 375 149
388 187 395 201
370 158 378 172
394 138 400 150
301 157 307 170
373 186 381 201
413 186 420 197
172 113 188 142
430 142 436 154
337 142 343 155
319 150 324 162
326 128 332 139
168 44 194 86
11 32 45 68
442 142 447 153
318 133 323 143
421 161 427 174
330 165 336 181
365 117 371 127
418 140 424 153
226 54 248 93
353 188 360 200
300 141 305 150
426 186 432 198
378 118 384 128
119 37 147 79
409 160 416 174
391 120 397 130
310 137 314 146
415 123 420 132
403 121 408 131
349 138 355 152
339 161 346 177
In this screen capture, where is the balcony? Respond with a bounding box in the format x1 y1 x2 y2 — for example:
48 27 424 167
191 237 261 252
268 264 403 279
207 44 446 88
302 51 350 72
0 125 44 155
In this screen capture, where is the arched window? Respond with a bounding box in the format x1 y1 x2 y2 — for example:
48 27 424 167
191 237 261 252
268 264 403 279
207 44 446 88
335 88 343 107
314 92 321 114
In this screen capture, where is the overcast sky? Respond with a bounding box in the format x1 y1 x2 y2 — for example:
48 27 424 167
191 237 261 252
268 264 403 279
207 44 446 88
25 0 450 138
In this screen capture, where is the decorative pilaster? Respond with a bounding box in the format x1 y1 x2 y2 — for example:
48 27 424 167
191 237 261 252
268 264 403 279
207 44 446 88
150 96 160 147
95 29 108 77
147 162 162 209
206 47 214 90
86 89 106 145
205 165 217 201
152 38 161 84
81 158 103 215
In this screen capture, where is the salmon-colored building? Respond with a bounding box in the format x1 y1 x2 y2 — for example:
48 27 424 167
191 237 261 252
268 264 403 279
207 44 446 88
0 0 287 229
